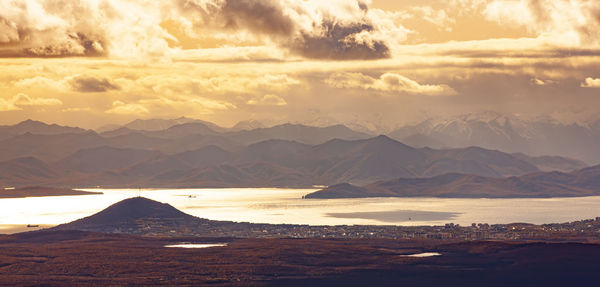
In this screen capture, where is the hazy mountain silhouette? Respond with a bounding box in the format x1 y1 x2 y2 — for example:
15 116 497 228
0 131 105 162
225 123 371 146
510 153 586 172
389 111 600 164
0 157 57 184
231 120 266 131
103 132 172 150
122 145 234 177
124 117 225 132
306 164 600 198
53 146 162 173
88 136 561 188
0 119 589 189
0 120 87 141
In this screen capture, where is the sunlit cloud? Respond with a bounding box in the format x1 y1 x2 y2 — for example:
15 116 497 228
581 77 600 88
105 100 149 115
0 93 62 111
247 94 287 106
483 0 600 47
14 76 69 91
61 107 92 113
325 72 456 96
531 78 556 86
0 98 19 111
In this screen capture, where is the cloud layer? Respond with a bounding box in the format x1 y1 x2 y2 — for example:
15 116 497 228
1 1 600 130
0 0 406 60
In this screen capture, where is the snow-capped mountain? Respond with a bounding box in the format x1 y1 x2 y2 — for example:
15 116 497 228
389 112 600 164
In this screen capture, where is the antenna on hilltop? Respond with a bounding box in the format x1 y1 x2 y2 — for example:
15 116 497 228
137 186 141 198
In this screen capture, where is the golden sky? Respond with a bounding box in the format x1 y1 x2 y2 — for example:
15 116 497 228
1 0 599 130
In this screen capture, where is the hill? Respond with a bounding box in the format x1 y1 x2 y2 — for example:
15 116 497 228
306 164 600 198
0 157 58 186
53 197 200 233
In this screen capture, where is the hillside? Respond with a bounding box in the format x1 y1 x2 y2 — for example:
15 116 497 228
53 197 200 233
306 164 600 198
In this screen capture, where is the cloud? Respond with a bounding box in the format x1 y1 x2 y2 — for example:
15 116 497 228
0 93 62 111
139 73 299 96
105 95 235 117
532 78 556 86
0 0 405 60
12 93 63 106
581 77 600 88
70 76 120 93
175 0 400 60
325 72 456 96
105 100 149 115
0 98 19 111
247 94 287 106
61 107 92 112
410 6 455 31
14 76 69 91
0 0 170 58
483 0 600 46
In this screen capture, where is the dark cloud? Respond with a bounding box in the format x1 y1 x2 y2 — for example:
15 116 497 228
291 21 390 60
70 76 120 93
178 0 390 60
1 0 391 60
21 33 105 57
221 0 295 36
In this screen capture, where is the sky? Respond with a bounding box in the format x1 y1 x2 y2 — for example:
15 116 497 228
0 0 599 131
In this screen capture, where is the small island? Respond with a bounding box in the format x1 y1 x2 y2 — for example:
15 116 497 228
0 186 102 199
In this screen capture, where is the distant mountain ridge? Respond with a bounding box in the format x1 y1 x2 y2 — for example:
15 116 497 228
0 118 588 189
306 163 600 198
0 119 88 141
0 134 586 189
389 111 600 164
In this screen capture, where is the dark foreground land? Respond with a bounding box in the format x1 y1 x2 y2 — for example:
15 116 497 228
0 230 599 286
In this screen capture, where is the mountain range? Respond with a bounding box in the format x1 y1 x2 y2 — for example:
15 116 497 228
306 165 600 198
0 119 586 189
389 112 600 164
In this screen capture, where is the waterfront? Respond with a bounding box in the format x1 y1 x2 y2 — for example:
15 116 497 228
2 188 600 232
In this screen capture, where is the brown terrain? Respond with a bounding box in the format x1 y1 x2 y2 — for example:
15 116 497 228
1 119 600 285
0 197 599 285
0 186 102 198
0 231 599 286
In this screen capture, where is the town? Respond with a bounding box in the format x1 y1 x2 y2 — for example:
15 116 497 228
90 215 600 242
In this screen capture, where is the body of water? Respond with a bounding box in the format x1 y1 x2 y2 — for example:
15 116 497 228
1 188 600 233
